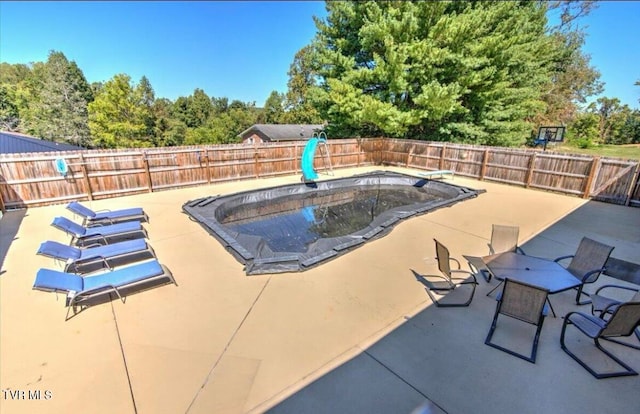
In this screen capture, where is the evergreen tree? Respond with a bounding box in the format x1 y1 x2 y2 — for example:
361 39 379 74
23 51 93 146
307 1 558 145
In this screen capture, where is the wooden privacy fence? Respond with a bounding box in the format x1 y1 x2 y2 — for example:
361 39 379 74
383 139 640 207
0 137 638 210
0 139 377 209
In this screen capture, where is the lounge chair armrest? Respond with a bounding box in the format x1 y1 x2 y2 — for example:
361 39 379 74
595 284 640 296
450 269 478 284
554 254 574 264
580 267 606 283
72 256 114 273
82 242 104 249
449 257 462 269
69 284 124 306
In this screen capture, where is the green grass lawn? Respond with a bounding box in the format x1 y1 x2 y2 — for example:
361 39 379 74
541 144 640 161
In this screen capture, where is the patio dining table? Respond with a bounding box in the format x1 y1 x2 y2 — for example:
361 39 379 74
480 252 582 316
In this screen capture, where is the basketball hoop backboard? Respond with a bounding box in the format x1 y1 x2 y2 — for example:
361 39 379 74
534 126 565 150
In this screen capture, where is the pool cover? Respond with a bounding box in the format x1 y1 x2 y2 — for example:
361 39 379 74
183 170 484 275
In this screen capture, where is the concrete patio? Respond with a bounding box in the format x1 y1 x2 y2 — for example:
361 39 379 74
1 166 639 413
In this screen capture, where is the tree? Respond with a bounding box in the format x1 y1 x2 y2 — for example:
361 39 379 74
173 88 213 128
587 97 626 144
533 1 602 128
22 51 93 146
283 45 323 124
308 1 557 145
567 111 598 148
88 74 155 148
0 84 20 130
263 90 286 123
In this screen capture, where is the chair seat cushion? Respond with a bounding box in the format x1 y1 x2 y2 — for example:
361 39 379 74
37 241 82 260
34 268 84 292
83 221 142 237
591 294 621 314
92 207 144 221
82 260 164 291
567 312 607 338
78 239 148 261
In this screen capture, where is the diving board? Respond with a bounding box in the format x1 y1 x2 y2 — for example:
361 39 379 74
418 170 455 179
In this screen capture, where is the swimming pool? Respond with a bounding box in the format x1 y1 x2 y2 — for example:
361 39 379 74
183 171 484 275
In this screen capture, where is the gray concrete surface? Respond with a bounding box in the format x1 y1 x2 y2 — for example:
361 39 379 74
1 166 638 414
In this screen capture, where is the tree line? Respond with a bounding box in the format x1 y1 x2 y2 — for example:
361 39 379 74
0 1 638 149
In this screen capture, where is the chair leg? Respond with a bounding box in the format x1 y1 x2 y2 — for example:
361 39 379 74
486 280 503 297
574 285 592 305
603 329 640 351
485 311 542 363
560 318 638 379
430 280 476 308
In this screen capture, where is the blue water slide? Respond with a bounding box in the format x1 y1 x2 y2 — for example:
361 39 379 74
301 137 321 181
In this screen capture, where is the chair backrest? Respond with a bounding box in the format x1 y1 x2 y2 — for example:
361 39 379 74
67 201 96 218
52 216 86 236
567 237 614 282
490 225 520 254
499 279 549 325
434 239 452 281
601 302 640 338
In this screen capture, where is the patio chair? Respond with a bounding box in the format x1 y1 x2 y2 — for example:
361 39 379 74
560 301 640 378
554 237 614 305
33 259 176 320
51 216 148 247
485 278 550 363
465 225 526 284
413 239 478 307
66 201 149 226
590 284 640 350
489 224 526 255
37 239 156 273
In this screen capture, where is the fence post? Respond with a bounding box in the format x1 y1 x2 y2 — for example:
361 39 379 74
142 152 153 193
0 183 5 213
525 152 537 188
78 153 94 200
479 149 489 180
254 148 260 178
202 148 211 184
406 145 415 168
583 156 600 199
439 144 446 170
624 162 640 206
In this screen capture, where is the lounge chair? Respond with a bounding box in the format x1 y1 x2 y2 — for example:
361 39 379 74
591 284 640 350
413 239 477 307
561 301 640 378
554 237 614 305
66 201 148 226
37 239 156 273
485 278 550 363
33 259 176 320
51 216 148 246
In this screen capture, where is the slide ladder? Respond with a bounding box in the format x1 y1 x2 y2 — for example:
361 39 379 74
301 132 333 181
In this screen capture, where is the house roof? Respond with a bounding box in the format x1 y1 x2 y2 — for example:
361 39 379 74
239 124 325 141
0 131 85 154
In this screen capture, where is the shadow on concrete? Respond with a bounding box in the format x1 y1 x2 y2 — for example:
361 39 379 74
264 200 640 414
0 209 27 276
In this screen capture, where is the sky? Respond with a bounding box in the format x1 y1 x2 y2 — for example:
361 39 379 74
1 1 638 109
